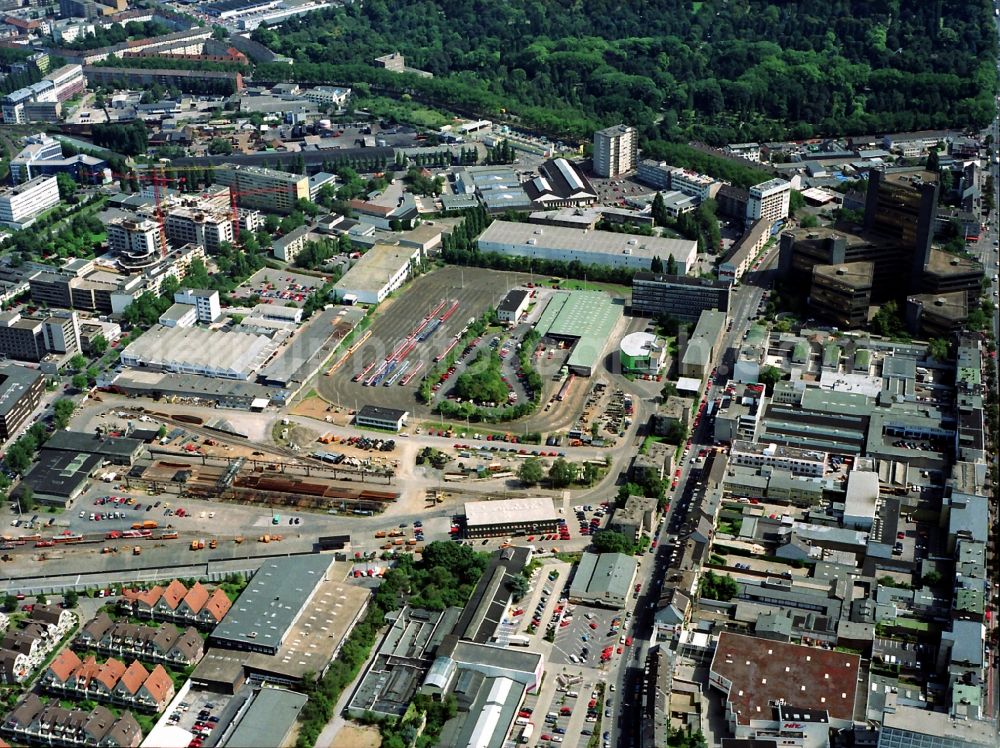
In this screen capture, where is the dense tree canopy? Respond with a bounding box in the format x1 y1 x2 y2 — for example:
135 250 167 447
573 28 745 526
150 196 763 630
254 0 997 143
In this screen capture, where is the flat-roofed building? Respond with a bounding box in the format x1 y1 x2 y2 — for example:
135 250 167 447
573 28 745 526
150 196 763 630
0 174 59 228
0 363 44 441
333 243 422 305
730 440 827 477
877 704 993 748
478 220 697 273
809 261 874 328
709 632 860 740
463 497 560 538
593 124 636 178
120 325 276 380
213 163 309 214
905 291 968 338
631 272 731 320
720 219 770 283
568 552 638 608
165 204 233 252
174 288 221 324
747 178 790 228
209 555 336 655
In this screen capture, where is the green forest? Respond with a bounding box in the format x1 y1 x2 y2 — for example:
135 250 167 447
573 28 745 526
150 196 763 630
253 0 998 144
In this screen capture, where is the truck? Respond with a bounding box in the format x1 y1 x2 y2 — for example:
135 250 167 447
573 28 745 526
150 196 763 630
131 521 157 530
374 530 387 538
392 538 404 546
209 539 218 549
520 724 533 744
132 546 142 556
190 539 205 551
508 635 531 647
406 538 417 546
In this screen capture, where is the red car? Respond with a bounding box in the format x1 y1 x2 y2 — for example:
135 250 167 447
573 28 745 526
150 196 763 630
625 636 633 646
674 469 681 478
589 622 598 630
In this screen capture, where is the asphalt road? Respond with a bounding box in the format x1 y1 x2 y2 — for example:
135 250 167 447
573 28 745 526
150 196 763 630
607 241 778 748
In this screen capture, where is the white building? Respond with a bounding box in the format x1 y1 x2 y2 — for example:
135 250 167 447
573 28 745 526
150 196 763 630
165 206 233 252
593 124 636 178
667 167 718 201
302 86 351 108
333 243 422 305
843 470 879 530
729 440 827 477
0 175 59 228
158 303 197 328
726 142 761 162
120 325 276 380
747 178 791 228
107 217 161 263
174 288 221 323
477 220 697 273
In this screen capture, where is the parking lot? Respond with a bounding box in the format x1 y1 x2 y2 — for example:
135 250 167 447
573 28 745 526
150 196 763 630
163 688 235 747
318 266 533 413
231 268 328 308
551 601 626 670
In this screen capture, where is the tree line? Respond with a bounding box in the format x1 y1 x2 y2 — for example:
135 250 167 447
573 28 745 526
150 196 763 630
251 0 997 144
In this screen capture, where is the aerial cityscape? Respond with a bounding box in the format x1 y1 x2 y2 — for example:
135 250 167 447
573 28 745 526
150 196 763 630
0 1 991 748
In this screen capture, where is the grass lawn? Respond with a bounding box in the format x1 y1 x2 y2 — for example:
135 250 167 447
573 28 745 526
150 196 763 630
534 277 631 297
357 95 453 129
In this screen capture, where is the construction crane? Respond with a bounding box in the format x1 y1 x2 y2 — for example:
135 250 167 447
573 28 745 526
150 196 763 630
83 163 307 248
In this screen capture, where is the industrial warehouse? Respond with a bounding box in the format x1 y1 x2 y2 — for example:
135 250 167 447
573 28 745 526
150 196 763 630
462 497 561 538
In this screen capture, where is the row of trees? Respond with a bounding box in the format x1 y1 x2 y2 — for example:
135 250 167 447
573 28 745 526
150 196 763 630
517 456 601 488
64 20 172 50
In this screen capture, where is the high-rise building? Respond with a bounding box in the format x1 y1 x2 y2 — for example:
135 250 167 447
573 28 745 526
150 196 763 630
593 124 636 178
165 206 233 252
213 164 309 214
746 178 790 228
0 175 59 228
107 217 162 270
0 363 44 442
809 262 874 328
863 168 938 289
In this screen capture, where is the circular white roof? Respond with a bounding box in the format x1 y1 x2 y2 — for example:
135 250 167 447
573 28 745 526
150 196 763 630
620 331 658 357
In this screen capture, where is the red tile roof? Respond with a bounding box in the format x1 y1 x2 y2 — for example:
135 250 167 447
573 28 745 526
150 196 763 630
201 588 232 622
160 579 188 610
117 660 149 696
47 649 82 682
710 632 860 725
182 582 210 614
123 585 163 609
94 658 127 691
141 665 173 704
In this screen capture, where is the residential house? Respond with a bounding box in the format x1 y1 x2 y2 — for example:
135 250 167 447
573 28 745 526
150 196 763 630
154 579 187 616
178 582 209 620
29 605 75 639
93 658 127 699
198 588 232 626
136 665 174 712
112 660 148 703
42 648 82 687
0 650 31 685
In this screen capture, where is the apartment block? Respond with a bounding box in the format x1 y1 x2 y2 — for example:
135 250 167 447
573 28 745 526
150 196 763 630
0 175 59 228
213 164 309 213
746 178 790 228
593 124 637 178
0 363 45 441
165 205 233 252
107 217 162 271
